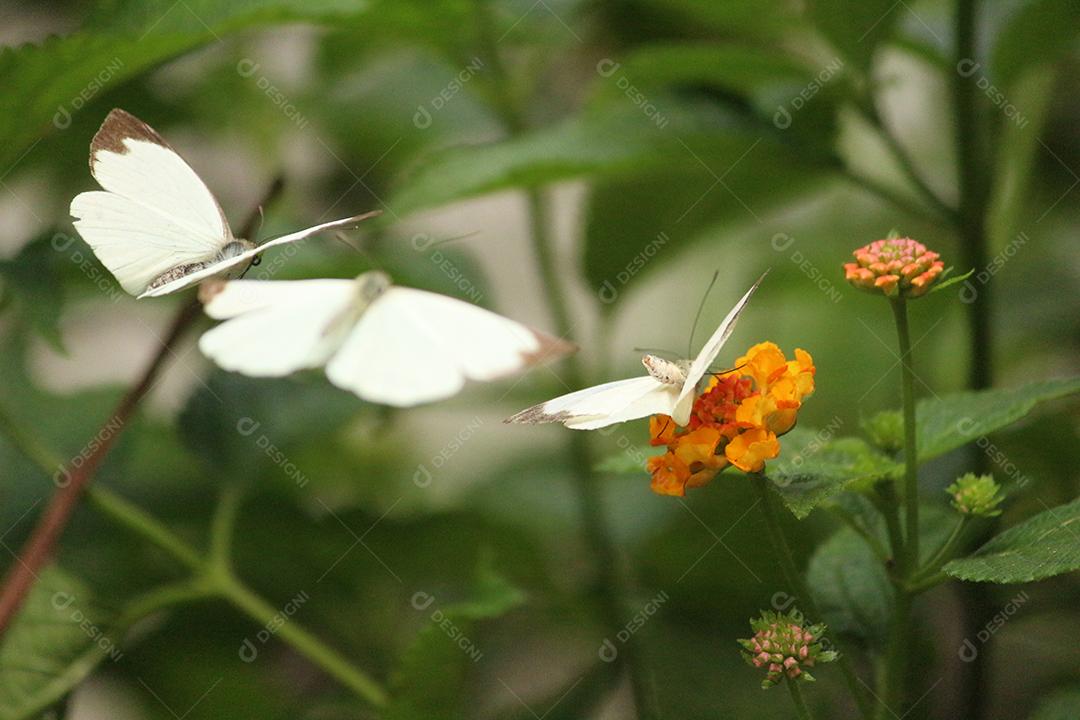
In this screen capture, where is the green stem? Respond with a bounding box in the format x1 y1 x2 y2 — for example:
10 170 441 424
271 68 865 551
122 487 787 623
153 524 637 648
872 481 905 579
953 0 992 391
752 475 874 720
914 516 969 582
906 570 949 594
209 483 244 569
878 589 912 720
86 488 203 572
787 676 814 720
0 402 389 709
889 298 919 574
217 574 388 707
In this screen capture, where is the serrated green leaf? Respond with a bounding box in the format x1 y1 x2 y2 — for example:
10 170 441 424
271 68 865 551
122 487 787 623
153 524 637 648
768 428 902 519
916 376 1080 462
944 496 1080 583
0 567 120 720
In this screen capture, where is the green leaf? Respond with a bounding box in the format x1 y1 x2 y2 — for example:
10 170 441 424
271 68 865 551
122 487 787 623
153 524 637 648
594 444 664 475
807 0 901 71
385 558 524 720
992 0 1080 91
926 267 974 294
768 428 902 519
0 567 120 720
0 234 67 352
0 0 369 173
806 525 891 646
916 376 1080 462
944 496 1080 583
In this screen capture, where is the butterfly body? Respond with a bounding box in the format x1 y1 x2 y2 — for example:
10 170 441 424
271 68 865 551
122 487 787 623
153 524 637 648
146 239 257 291
642 354 690 385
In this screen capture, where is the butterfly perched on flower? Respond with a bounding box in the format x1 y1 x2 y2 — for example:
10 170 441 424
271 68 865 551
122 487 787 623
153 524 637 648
506 274 765 429
70 109 378 298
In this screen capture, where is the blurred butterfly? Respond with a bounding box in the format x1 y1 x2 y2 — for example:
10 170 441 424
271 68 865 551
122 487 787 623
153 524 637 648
506 273 765 429
198 272 576 407
70 108 378 298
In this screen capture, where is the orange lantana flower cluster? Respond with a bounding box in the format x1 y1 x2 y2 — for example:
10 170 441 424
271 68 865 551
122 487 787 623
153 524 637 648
646 342 815 496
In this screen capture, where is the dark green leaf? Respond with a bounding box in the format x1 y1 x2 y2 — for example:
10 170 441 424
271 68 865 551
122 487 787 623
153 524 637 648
944 496 1080 583
0 234 67 352
992 0 1080 90
916 376 1080 462
385 558 523 720
0 0 369 172
0 567 120 720
769 428 902 519
806 525 891 646
1029 685 1080 720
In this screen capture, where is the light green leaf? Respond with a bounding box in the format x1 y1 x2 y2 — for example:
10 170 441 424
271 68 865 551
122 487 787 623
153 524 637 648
944 496 1080 583
927 268 974 294
0 0 369 172
594 444 664 475
807 0 901 71
916 376 1080 462
769 428 902 519
0 568 120 720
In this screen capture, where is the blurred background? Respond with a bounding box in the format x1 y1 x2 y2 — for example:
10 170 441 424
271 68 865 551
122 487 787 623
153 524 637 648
0 0 1077 718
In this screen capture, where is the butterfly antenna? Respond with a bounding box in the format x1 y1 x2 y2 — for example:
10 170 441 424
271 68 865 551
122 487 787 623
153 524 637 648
708 361 748 378
688 270 721 357
428 230 481 249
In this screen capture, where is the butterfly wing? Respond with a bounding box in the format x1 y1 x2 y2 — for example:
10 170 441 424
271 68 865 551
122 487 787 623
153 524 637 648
70 109 231 295
506 376 680 430
673 273 766 423
138 211 381 298
199 279 357 377
325 287 574 407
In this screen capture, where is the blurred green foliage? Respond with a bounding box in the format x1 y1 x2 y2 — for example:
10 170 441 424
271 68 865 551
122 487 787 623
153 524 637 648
0 0 1078 719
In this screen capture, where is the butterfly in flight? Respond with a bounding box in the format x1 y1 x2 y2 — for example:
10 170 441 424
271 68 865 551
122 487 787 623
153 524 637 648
70 108 378 298
197 272 576 407
506 273 765 429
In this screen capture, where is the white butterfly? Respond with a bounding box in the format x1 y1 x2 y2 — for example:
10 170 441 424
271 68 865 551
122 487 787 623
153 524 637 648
198 271 576 407
69 108 378 298
506 274 765 430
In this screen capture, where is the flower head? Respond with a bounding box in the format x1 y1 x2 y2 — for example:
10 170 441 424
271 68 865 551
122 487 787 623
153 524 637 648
647 343 815 496
947 473 1004 517
738 610 838 688
843 237 944 298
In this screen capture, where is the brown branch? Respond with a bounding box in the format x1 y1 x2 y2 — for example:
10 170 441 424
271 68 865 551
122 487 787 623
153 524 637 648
0 178 284 638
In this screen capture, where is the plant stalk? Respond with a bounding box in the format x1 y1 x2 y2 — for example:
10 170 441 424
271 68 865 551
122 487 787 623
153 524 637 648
889 298 920 574
787 676 814 720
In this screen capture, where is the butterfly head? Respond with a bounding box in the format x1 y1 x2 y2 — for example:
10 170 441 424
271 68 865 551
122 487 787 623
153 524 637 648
354 270 392 306
642 354 689 386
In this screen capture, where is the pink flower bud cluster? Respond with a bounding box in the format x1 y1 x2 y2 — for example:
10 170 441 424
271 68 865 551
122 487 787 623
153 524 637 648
738 610 837 688
843 237 944 298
